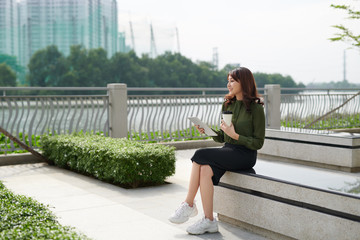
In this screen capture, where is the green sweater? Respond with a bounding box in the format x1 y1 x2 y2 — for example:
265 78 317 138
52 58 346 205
212 100 265 150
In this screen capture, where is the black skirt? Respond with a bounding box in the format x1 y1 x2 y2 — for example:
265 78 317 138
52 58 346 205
191 143 257 185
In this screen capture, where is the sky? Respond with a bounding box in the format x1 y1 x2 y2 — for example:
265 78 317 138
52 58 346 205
118 0 360 85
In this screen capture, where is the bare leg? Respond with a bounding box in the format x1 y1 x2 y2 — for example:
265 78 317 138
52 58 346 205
185 162 201 206
199 165 214 220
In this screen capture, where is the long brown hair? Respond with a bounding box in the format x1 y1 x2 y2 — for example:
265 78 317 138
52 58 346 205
224 67 263 112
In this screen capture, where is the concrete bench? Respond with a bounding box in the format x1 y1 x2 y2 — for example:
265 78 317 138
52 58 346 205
214 167 360 239
258 128 360 172
214 162 360 240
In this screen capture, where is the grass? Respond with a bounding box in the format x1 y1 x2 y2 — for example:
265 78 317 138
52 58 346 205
0 133 41 154
281 113 360 130
127 126 217 142
0 181 90 239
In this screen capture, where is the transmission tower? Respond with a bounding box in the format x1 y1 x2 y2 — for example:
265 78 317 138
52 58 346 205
150 23 157 58
212 47 218 70
129 20 135 51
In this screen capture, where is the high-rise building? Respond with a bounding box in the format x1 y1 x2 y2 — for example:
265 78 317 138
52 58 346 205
1 0 118 67
118 32 131 53
0 0 19 57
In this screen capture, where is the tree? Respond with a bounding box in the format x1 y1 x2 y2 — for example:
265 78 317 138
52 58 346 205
27 45 68 86
330 1 360 49
25 45 301 89
253 72 302 88
0 63 17 86
63 45 88 87
0 54 25 85
110 51 149 87
87 48 111 86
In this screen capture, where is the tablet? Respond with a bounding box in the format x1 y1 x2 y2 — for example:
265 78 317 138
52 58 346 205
188 117 218 136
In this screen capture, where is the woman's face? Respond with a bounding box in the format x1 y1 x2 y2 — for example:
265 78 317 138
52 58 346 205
227 75 242 96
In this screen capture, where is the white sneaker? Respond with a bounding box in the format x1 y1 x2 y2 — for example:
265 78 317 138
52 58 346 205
186 217 219 235
168 202 198 224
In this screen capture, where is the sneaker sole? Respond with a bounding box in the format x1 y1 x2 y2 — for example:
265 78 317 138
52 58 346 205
169 218 189 224
187 228 219 235
168 207 198 224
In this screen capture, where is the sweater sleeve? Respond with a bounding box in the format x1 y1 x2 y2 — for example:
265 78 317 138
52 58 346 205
212 129 225 143
235 105 265 150
211 102 225 143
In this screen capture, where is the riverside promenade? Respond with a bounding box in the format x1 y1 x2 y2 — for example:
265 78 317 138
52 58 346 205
0 149 267 240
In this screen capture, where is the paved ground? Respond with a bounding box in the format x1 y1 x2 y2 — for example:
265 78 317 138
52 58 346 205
0 149 268 240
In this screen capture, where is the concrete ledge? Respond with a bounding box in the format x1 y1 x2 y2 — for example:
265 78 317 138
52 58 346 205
218 214 294 240
214 172 360 240
257 153 360 172
258 128 360 172
215 186 360 240
219 171 360 216
0 153 44 166
332 128 360 133
158 139 222 150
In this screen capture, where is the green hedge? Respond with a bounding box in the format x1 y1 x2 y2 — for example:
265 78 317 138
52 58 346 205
41 135 176 188
0 181 89 240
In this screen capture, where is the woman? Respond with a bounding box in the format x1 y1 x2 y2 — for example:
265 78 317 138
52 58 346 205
168 67 265 235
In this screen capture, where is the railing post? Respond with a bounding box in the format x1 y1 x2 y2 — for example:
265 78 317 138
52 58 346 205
108 83 128 138
265 84 281 129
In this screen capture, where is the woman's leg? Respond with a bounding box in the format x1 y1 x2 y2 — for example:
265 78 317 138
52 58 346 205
199 165 214 220
185 162 201 206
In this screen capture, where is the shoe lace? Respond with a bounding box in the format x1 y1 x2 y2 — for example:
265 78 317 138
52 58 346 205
193 217 206 227
173 203 186 216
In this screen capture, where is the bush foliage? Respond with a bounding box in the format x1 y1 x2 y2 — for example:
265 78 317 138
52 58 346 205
0 181 89 239
41 135 176 188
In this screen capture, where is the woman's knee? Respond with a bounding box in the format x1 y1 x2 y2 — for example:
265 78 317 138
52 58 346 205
192 161 200 167
200 165 213 178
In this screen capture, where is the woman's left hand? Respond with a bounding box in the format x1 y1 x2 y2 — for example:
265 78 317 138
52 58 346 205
220 120 239 140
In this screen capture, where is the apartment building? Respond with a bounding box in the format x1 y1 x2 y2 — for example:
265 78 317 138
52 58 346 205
0 0 118 67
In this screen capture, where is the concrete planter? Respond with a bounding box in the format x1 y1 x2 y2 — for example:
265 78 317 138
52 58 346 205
259 128 360 172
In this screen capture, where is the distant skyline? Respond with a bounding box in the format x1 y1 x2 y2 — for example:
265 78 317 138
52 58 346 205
1 0 118 68
118 0 360 85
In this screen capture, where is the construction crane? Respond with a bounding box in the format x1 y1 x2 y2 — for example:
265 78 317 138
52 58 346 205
150 23 157 58
129 20 135 51
175 27 180 53
212 47 218 70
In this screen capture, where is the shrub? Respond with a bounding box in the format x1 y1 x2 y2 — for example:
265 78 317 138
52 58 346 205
0 181 89 239
41 135 176 188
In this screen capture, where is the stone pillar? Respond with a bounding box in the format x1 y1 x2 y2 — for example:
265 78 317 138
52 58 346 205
265 84 281 129
107 83 127 138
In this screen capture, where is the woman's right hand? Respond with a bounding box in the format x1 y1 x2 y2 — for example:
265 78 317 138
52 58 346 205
195 125 205 134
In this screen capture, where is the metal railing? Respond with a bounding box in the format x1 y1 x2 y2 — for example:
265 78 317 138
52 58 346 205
0 88 109 153
281 89 360 129
127 94 225 141
1 86 359 154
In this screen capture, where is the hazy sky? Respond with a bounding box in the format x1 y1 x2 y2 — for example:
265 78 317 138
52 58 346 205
118 0 360 85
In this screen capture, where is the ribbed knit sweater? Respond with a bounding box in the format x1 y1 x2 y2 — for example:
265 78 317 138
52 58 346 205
212 100 265 150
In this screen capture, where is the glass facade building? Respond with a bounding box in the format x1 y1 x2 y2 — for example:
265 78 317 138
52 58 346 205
0 0 118 67
0 0 18 57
